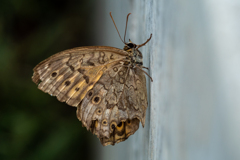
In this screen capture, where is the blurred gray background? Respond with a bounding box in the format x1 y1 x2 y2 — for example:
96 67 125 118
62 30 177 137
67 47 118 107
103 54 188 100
1 0 240 160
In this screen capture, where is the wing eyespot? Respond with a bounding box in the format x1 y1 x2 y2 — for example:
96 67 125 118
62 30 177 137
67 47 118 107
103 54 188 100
51 72 57 77
64 81 71 86
92 95 101 104
96 108 102 115
102 119 108 126
117 122 122 127
110 121 117 131
88 90 93 97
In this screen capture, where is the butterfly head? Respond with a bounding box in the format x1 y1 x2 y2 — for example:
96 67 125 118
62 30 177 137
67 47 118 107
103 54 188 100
109 12 152 67
123 40 143 66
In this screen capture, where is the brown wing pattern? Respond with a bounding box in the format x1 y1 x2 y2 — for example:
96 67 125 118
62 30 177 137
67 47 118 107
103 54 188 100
76 63 147 146
32 46 127 107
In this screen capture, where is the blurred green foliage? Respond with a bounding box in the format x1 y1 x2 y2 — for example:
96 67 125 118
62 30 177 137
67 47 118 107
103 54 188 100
0 0 97 159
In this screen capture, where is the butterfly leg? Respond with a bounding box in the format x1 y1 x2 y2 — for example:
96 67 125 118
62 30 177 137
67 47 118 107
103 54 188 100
135 65 153 82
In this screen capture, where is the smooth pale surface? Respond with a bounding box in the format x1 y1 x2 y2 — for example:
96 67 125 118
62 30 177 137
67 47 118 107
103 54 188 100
94 0 240 160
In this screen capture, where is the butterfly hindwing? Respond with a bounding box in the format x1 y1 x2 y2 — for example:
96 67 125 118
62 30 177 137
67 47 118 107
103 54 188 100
76 63 147 146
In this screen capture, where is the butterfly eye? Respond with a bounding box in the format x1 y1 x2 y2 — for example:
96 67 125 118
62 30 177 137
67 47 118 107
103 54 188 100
127 43 134 48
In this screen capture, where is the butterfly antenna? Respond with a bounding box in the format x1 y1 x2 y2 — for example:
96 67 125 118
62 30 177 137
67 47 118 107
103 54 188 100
110 12 126 44
124 13 131 43
136 34 152 49
135 65 153 82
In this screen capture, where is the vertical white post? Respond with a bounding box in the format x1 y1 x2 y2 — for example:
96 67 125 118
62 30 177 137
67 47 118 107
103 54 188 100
94 0 240 160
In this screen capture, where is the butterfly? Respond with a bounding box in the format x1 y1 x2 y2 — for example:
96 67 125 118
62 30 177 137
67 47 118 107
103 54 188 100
32 12 152 146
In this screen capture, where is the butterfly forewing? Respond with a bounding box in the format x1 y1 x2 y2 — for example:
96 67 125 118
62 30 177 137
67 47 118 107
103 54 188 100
33 46 127 103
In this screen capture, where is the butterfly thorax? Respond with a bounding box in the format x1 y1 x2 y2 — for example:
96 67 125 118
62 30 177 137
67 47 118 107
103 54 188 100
123 42 143 67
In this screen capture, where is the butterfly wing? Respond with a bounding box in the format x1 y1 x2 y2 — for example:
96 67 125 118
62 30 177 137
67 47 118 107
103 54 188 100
76 63 148 146
32 46 128 107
